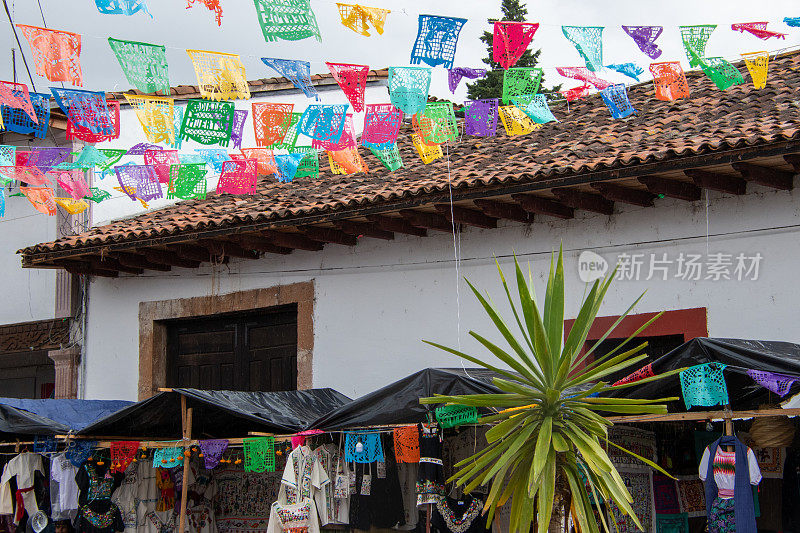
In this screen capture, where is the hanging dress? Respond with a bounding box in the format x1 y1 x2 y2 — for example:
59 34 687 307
431 495 488 533
416 424 444 507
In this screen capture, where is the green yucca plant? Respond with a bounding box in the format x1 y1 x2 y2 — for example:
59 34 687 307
421 249 681 533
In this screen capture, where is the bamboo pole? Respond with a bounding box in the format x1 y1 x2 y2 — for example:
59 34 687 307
178 395 193 533
606 407 800 424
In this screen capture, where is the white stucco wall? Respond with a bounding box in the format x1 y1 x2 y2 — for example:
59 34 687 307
81 179 800 401
90 83 389 224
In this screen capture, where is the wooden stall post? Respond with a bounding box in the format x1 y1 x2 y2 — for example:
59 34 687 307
178 395 193 533
723 404 734 452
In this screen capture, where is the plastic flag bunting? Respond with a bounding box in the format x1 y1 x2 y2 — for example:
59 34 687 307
326 63 369 112
600 84 636 119
261 58 319 100
512 94 557 124
21 186 57 216
85 187 112 203
293 147 319 179
312 113 356 151
502 67 543 104
561 84 590 101
785 17 800 27
369 143 403 171
230 109 248 150
493 21 539 70
555 67 611 89
0 189 4 217
95 0 152 17
16 25 82 86
194 149 230 174
410 15 467 70
731 22 786 40
328 147 368 175
276 113 302 149
180 99 235 146
252 103 294 147
54 146 103 170
605 63 644 81
680 25 716 67
747 370 800 397
562 26 604 71
463 99 498 137
25 148 71 172
361 103 402 149
240 148 278 175
54 197 89 215
115 164 163 201
388 67 431 115
411 133 442 164
53 170 91 199
51 88 114 136
98 149 127 173
167 164 208 200
680 363 728 409
187 50 250 101
649 62 690 101
0 146 15 167
336 4 390 37
217 159 258 194
67 100 120 143
144 149 180 183
498 105 541 136
274 153 305 182
741 51 769 89
107 38 170 95
447 67 486 94
243 437 275 473
171 107 184 149
0 166 49 186
1 92 50 138
412 102 458 145
127 143 162 156
187 0 223 26
126 95 175 144
298 104 348 144
253 0 321 42
0 82 37 123
699 57 745 91
621 26 663 60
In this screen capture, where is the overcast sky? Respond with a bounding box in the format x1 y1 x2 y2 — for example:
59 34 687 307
2 0 799 103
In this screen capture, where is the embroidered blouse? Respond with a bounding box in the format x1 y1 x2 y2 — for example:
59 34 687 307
312 444 349 526
278 445 329 506
266 500 322 533
74 501 125 533
699 445 762 498
0 452 45 520
431 495 487 533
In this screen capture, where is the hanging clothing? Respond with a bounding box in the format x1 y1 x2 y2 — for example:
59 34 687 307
183 465 216 533
699 435 761 533
311 443 349 526
132 460 170 533
74 500 125 533
76 462 123 506
111 462 140 533
155 469 176 512
417 425 444 507
142 510 175 533
431 495 487 533
266 500 321 533
396 462 420 530
0 452 44 523
348 433 405 530
50 453 80 521
278 445 329 506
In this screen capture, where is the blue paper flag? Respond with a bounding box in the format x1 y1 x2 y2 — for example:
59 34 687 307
275 153 305 182
94 0 152 17
51 88 114 135
261 58 319 100
298 104 348 143
605 63 644 81
784 17 800 27
1 92 50 139
410 15 468 70
600 84 636 119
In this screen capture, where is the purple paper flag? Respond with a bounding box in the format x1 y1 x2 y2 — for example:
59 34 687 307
622 25 664 60
447 67 486 93
747 369 800 397
463 99 499 137
231 109 248 150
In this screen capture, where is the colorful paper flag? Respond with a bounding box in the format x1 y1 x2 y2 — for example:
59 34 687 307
741 51 770 89
336 3 390 37
51 88 115 135
731 22 786 40
217 159 258 194
298 104 348 144
125 95 175 144
502 67 543 104
447 67 486 94
562 26 604 71
95 0 152 17
253 0 321 42
649 62 690 101
187 49 250 101
108 38 170 95
463 99 498 137
361 103 402 149
388 67 431 116
326 63 369 112
410 15 467 70
16 25 82 86
493 21 539 70
180 99 235 146
621 26 663 60
252 103 294 147
261 58 319 100
600 84 636 119
187 0 222 26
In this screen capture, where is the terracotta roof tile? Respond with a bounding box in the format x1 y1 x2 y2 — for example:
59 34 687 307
22 52 800 259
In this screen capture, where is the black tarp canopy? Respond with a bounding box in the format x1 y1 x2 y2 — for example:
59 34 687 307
79 388 351 438
615 338 800 409
0 399 132 438
307 368 503 430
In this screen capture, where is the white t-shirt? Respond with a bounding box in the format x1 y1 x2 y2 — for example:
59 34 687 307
699 445 762 498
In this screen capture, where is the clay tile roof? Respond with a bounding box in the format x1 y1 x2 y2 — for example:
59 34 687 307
21 51 800 260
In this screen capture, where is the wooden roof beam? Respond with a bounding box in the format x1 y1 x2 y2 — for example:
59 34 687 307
365 215 427 237
732 162 794 190
142 249 201 269
334 220 394 241
511 194 574 219
784 154 800 172
115 252 172 272
434 204 498 229
638 176 701 201
197 239 261 260
472 199 533 223
88 257 143 275
227 235 293 255
552 188 614 215
300 226 358 247
168 244 219 263
590 183 655 207
399 210 453 232
261 231 325 252
61 260 119 278
684 169 747 195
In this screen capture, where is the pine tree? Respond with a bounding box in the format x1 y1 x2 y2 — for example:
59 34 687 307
466 0 559 101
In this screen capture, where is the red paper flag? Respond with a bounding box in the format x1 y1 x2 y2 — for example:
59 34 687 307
16 25 82 86
326 62 369 112
493 21 539 70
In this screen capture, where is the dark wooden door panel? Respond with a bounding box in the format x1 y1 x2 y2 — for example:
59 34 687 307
167 306 298 392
